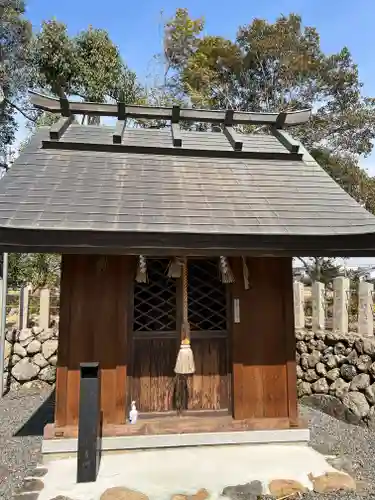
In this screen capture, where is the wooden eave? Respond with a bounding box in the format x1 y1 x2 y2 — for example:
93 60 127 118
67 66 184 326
1 227 375 257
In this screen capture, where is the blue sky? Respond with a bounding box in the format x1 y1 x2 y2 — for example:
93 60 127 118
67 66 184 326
22 0 375 166
17 0 375 266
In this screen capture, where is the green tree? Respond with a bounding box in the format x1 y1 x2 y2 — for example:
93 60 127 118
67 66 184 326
33 20 144 124
163 11 375 155
8 253 60 292
297 257 344 286
0 1 34 161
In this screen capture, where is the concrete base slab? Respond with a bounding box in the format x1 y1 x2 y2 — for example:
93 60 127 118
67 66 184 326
42 428 310 459
37 444 338 500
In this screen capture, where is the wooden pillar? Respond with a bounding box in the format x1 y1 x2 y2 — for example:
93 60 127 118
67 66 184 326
281 258 298 425
231 257 295 424
54 254 133 430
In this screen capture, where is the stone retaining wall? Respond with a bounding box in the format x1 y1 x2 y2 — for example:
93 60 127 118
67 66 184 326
5 326 375 428
3 327 58 391
296 329 375 428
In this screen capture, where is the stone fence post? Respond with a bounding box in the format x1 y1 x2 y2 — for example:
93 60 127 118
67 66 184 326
312 281 325 332
18 285 29 330
293 281 305 330
358 281 374 337
39 288 50 331
333 277 349 334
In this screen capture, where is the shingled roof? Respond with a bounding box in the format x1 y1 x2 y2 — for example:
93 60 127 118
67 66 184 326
1 96 375 256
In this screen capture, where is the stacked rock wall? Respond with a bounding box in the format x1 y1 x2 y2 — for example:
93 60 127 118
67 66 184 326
4 326 375 428
3 327 58 390
296 329 375 427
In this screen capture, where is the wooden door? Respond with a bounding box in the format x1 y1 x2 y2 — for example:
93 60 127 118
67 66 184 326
129 258 231 414
186 259 231 411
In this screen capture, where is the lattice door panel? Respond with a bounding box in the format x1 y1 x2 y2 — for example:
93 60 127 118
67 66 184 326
133 259 177 332
188 259 227 331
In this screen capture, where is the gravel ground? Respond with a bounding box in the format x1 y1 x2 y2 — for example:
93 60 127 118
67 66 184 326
0 385 53 500
0 388 375 500
300 404 375 499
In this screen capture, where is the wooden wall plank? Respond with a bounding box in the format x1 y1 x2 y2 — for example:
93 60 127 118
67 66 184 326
56 254 133 428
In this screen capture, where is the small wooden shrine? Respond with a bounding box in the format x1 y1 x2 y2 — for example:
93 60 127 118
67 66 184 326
2 92 375 444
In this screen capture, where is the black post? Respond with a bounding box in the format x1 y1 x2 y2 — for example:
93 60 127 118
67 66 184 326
77 362 101 483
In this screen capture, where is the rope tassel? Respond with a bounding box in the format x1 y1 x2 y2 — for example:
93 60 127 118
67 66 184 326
135 255 148 283
174 259 195 375
219 256 235 284
242 256 250 290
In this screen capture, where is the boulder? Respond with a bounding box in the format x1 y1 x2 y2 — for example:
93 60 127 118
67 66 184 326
26 340 41 355
295 330 305 341
355 337 375 356
13 343 27 358
346 349 358 366
341 364 357 381
31 326 43 335
295 352 301 364
343 391 370 418
268 479 307 497
39 365 56 383
304 369 319 382
326 368 341 382
296 365 303 379
296 341 308 354
14 478 44 493
36 329 55 343
357 354 372 373
365 383 375 404
350 373 370 391
369 362 375 378
315 330 326 340
304 330 314 341
17 329 34 347
315 339 326 351
335 354 347 365
323 346 334 355
222 481 263 500
297 381 312 397
100 487 149 500
366 405 375 430
326 332 342 345
308 472 356 493
300 353 309 371
32 353 49 368
312 378 329 394
49 355 58 367
316 362 327 376
308 339 318 351
334 342 346 356
330 378 350 400
323 354 337 369
41 339 58 360
11 358 40 382
307 350 321 368
190 489 209 500
9 354 21 366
